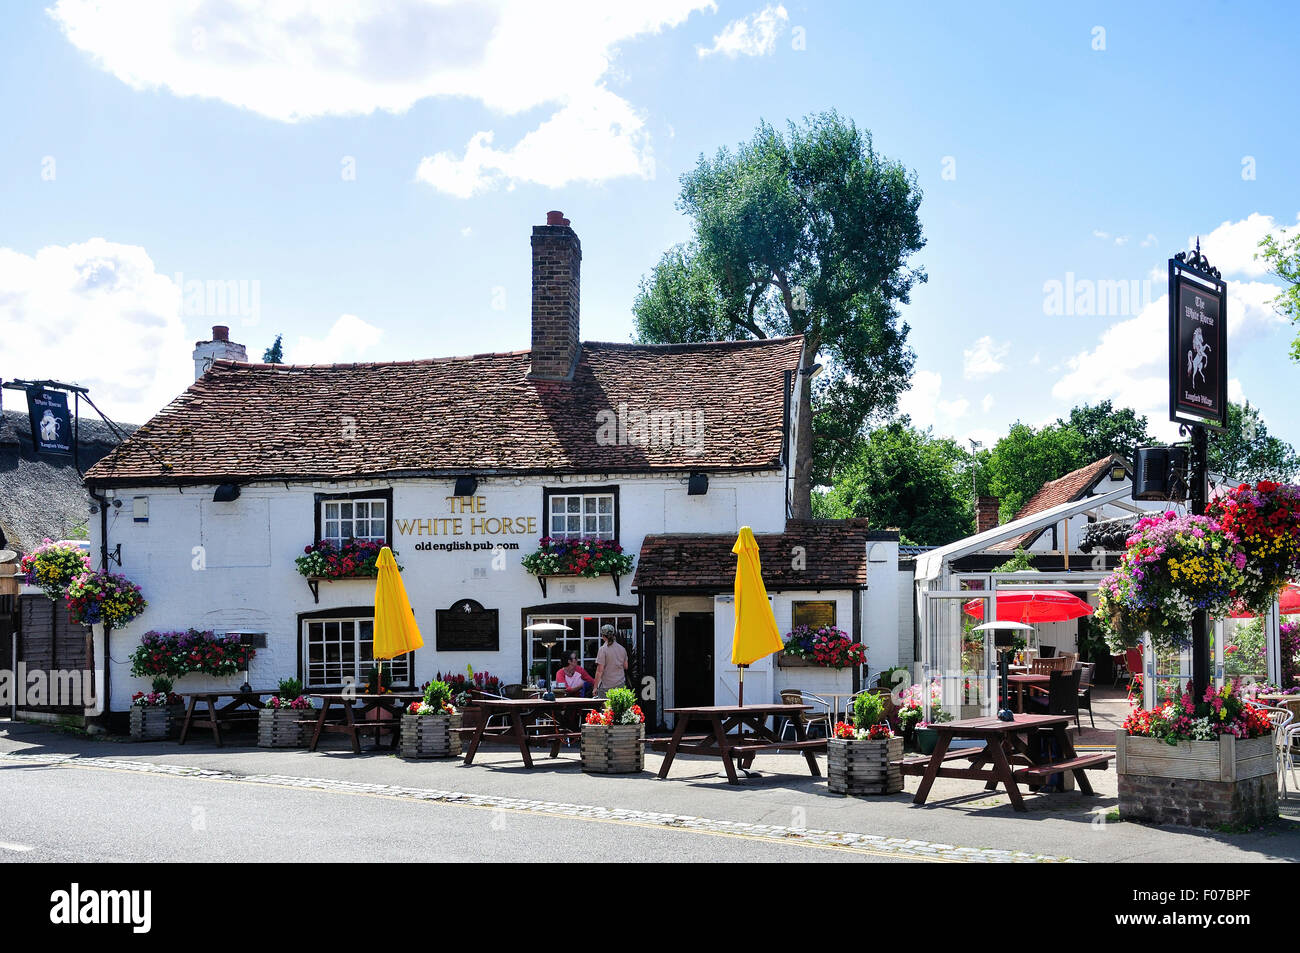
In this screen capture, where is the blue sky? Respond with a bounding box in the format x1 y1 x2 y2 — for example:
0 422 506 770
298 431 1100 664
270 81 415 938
1 0 1296 451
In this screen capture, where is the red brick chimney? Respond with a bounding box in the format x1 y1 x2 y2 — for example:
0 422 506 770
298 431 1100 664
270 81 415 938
976 496 1001 534
529 211 581 381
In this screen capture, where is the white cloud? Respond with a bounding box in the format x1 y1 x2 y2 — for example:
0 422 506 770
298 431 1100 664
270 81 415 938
0 239 190 426
1092 230 1110 241
1195 212 1297 278
1141 234 1158 248
981 394 995 414
415 87 653 196
698 3 787 58
963 335 1010 379
899 370 969 436
1114 235 1129 247
48 0 712 195
292 314 384 364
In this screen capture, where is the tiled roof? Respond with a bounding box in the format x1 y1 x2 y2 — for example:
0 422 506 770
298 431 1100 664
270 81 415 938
633 519 877 591
988 454 1129 551
85 337 804 485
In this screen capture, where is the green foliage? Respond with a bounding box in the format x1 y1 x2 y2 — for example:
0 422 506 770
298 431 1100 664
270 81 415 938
851 690 886 728
277 676 303 698
1209 402 1299 482
604 686 637 720
812 420 972 545
993 548 1036 573
1056 401 1152 463
983 422 1086 521
423 679 452 709
262 334 284 364
1258 229 1300 361
150 676 174 694
632 111 927 508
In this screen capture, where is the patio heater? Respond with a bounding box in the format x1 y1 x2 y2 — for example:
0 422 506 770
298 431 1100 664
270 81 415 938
523 622 572 701
972 621 1034 721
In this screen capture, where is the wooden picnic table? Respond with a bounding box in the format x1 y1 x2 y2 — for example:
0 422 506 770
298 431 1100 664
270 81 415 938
1006 673 1049 713
462 696 604 768
897 713 1113 812
308 692 422 754
655 704 827 784
177 689 275 746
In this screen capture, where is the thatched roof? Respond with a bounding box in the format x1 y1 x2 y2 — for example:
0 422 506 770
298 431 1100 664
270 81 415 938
0 409 134 554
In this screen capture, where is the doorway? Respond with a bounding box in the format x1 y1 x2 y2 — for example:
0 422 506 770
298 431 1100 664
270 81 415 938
674 612 714 711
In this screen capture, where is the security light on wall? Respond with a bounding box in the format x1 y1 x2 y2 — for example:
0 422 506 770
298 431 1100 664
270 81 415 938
453 476 478 496
212 483 240 502
687 473 709 496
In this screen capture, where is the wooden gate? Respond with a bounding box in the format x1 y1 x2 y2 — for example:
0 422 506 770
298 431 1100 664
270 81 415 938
17 594 88 715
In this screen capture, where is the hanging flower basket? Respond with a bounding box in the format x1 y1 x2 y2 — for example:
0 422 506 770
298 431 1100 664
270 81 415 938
65 570 146 628
1207 480 1300 613
1096 512 1243 652
18 539 91 600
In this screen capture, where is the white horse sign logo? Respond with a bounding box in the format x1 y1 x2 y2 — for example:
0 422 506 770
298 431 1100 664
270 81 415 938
25 388 74 456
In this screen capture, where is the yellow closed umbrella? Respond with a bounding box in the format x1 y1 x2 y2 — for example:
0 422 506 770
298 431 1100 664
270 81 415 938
372 547 423 683
731 526 783 706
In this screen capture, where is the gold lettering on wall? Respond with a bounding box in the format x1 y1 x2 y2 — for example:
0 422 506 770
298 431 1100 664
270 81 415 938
397 500 535 537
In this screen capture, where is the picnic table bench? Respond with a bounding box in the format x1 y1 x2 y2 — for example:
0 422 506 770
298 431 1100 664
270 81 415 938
462 696 604 768
178 689 275 746
308 692 422 754
895 714 1113 812
654 704 827 784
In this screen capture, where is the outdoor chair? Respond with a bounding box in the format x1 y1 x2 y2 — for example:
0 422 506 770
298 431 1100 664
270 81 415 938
1038 645 1057 658
1027 669 1082 728
1123 646 1143 687
779 689 831 740
1031 656 1074 674
1111 651 1128 688
1263 707 1295 797
1077 661 1096 728
1280 721 1300 800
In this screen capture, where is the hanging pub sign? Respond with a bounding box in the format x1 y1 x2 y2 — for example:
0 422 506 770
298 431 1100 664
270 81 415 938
1168 246 1228 430
26 387 74 456
435 599 500 652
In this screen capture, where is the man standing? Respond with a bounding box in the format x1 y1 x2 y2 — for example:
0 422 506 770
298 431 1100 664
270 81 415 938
591 624 629 697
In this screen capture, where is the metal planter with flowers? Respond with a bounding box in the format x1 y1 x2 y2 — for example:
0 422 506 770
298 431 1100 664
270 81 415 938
399 680 462 759
827 692 903 795
521 537 634 597
65 570 146 629
580 687 645 774
778 624 866 670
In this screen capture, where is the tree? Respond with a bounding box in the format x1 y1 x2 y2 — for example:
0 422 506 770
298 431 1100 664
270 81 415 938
982 423 1085 522
1259 230 1300 361
811 420 972 546
632 112 927 515
1057 401 1152 464
262 334 284 364
1209 401 1299 482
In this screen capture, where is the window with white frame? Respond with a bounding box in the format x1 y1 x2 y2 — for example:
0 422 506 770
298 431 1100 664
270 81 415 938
303 616 411 688
526 613 635 675
547 492 615 540
320 498 387 546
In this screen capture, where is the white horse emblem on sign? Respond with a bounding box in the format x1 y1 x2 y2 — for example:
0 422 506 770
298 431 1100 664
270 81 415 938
1186 326 1211 389
39 409 61 443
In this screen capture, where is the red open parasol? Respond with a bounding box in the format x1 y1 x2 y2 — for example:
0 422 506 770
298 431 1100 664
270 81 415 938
963 590 1095 624
1227 585 1300 618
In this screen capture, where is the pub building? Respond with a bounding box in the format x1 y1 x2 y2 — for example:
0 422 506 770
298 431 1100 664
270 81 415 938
84 212 908 731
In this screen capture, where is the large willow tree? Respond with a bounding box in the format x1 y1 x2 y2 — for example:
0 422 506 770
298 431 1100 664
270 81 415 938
632 112 926 516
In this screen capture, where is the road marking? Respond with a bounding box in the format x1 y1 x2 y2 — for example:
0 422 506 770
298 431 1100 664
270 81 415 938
0 752 1080 863
0 841 33 852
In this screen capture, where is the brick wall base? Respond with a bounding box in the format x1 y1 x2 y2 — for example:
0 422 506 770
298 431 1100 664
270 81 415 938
1119 772 1278 829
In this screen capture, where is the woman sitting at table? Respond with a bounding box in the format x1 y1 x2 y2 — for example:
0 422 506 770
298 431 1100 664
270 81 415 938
554 652 595 696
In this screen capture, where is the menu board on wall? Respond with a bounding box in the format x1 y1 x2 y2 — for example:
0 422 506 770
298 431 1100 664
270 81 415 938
435 599 499 651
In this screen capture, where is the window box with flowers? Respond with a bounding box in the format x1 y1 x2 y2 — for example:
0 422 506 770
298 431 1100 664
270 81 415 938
778 625 865 670
296 539 392 603
1117 681 1278 828
399 680 462 758
129 630 256 681
128 678 184 741
828 692 903 795
258 678 315 747
580 687 645 773
520 537 634 597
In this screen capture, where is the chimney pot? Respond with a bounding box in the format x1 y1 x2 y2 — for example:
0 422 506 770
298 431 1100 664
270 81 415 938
546 210 566 226
212 325 229 342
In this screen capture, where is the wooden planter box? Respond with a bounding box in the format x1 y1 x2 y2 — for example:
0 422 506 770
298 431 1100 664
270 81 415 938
257 707 313 748
129 706 175 741
399 713 463 759
827 736 904 795
1116 732 1278 828
581 723 645 774
777 652 816 668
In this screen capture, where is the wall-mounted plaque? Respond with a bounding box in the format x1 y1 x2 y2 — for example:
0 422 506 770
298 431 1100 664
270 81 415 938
435 599 499 652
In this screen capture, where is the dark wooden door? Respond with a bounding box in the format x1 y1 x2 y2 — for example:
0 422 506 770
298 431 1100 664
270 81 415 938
674 612 714 709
